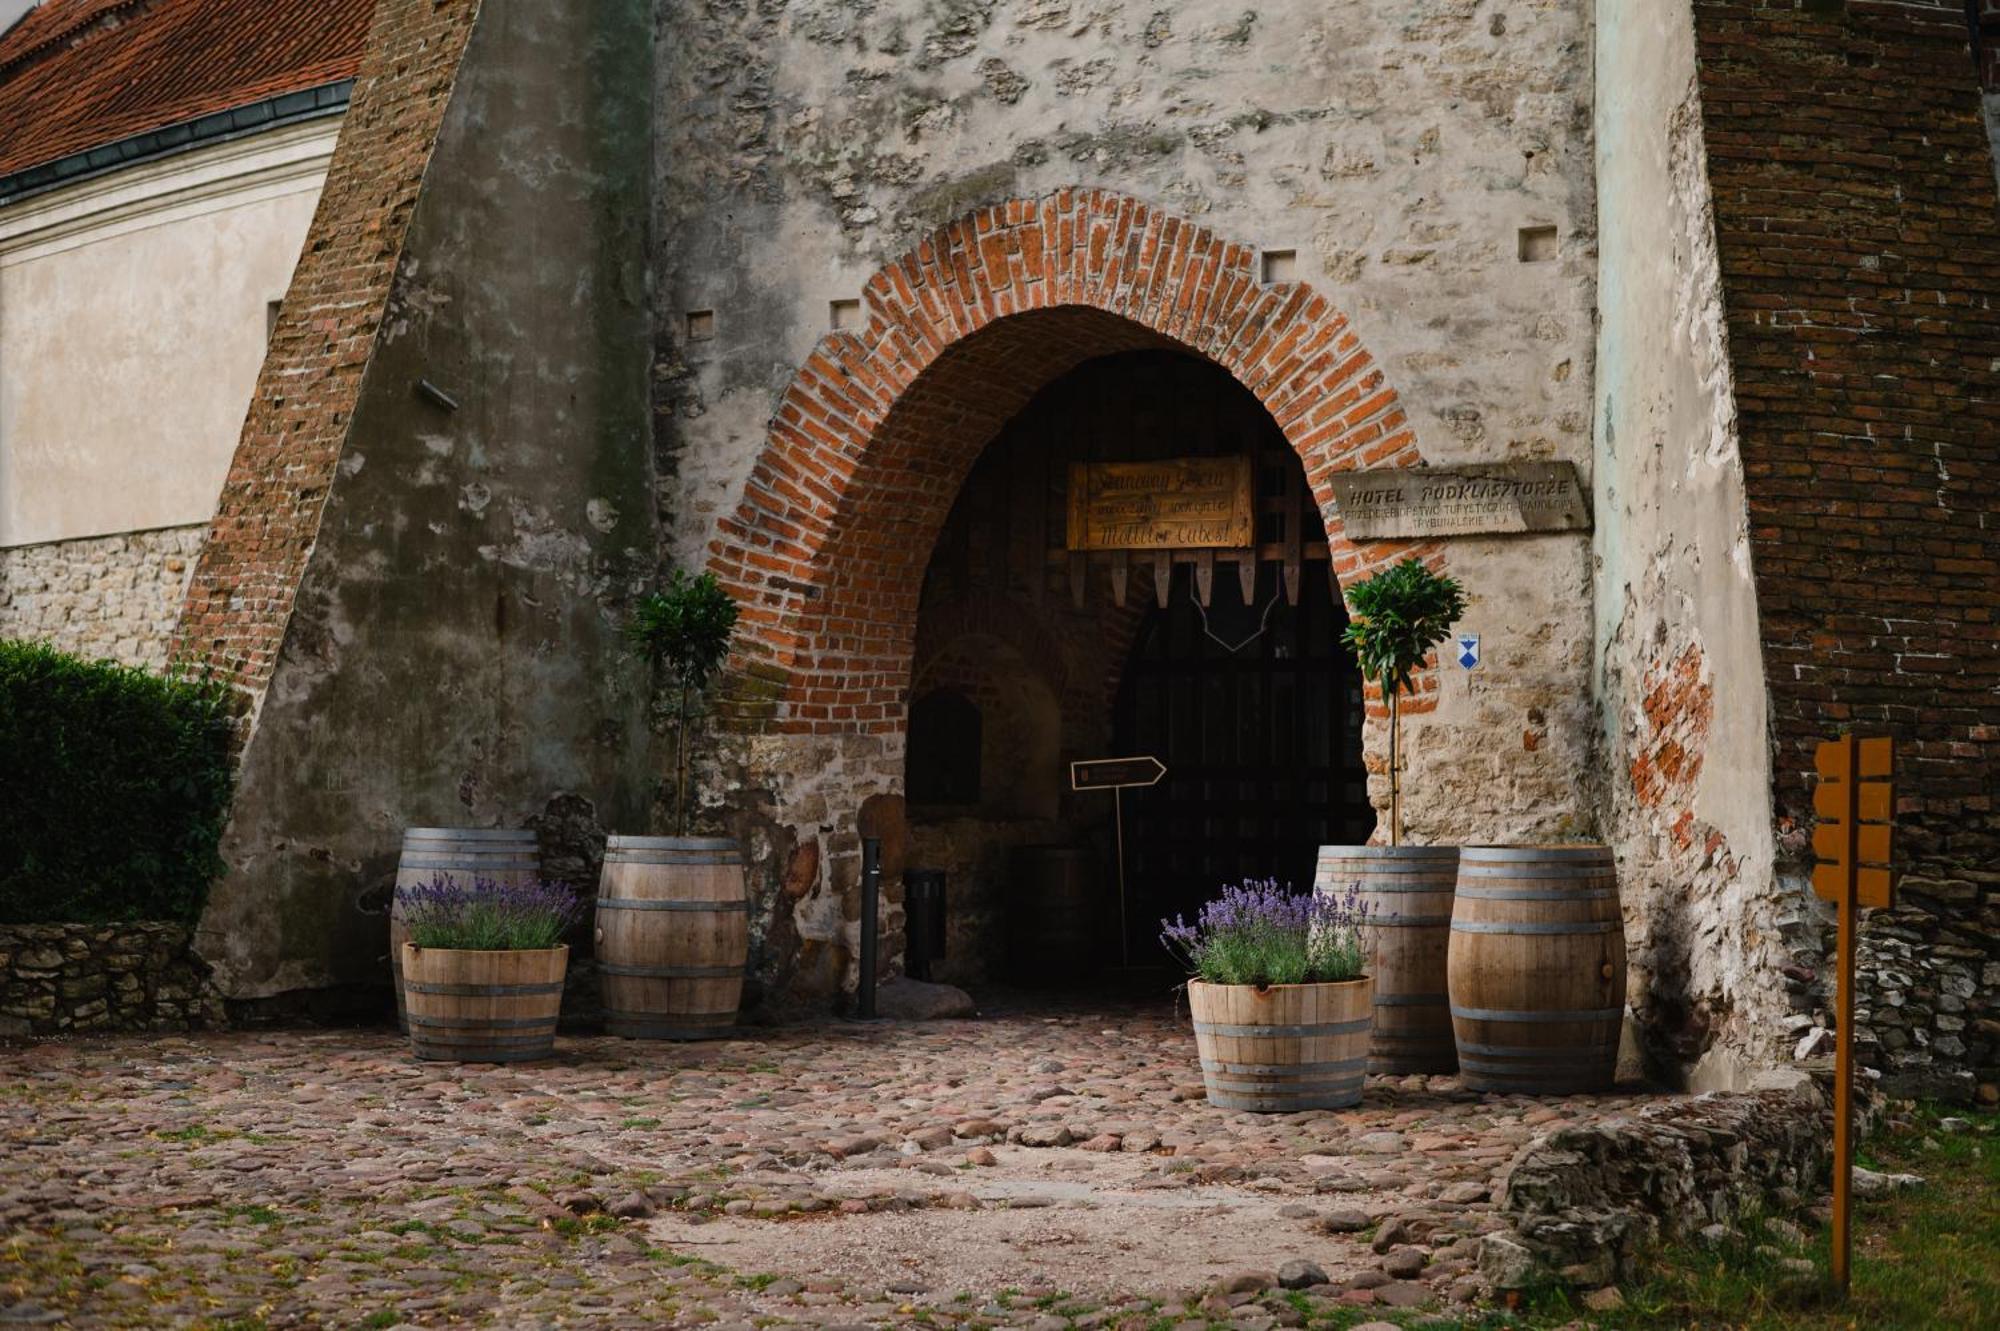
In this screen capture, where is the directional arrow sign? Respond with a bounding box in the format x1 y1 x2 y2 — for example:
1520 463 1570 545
1070 755 1167 791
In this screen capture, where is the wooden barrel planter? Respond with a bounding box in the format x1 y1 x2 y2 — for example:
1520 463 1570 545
595 835 748 1040
400 943 566 1063
1316 844 1459 1075
1188 978 1374 1112
391 827 540 1032
1446 845 1628 1094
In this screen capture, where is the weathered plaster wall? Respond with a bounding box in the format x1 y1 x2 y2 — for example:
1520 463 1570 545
0 121 337 546
0 525 203 667
195 0 659 998
1592 0 1794 1089
655 0 1601 998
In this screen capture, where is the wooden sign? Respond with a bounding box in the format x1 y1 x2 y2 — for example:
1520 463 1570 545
1811 733 1894 1299
1812 736 1895 909
1066 458 1254 551
1327 462 1590 539
1070 755 1167 791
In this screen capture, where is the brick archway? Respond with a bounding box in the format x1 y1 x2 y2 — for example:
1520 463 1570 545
708 190 1442 735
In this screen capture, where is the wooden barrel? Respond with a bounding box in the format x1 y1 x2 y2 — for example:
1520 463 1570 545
1007 845 1097 979
391 827 540 1032
401 943 566 1062
1188 977 1374 1112
1446 845 1627 1094
1317 844 1460 1075
595 836 748 1040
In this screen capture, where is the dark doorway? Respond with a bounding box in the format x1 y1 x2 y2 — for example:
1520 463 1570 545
1113 565 1372 962
904 349 1372 988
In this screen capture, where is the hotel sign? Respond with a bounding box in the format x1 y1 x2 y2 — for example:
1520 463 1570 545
1328 462 1590 539
1066 458 1255 551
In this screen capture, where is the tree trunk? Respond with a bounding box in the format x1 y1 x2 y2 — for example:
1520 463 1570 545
675 679 692 837
1388 686 1402 847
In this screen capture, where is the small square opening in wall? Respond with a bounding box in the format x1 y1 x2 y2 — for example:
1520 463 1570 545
686 309 717 342
1518 226 1559 263
830 298 862 331
1260 249 1298 284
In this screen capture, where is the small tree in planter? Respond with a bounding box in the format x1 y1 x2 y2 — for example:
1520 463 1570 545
398 873 582 1063
607 570 751 1043
1341 557 1467 847
626 569 740 836
1163 880 1374 1111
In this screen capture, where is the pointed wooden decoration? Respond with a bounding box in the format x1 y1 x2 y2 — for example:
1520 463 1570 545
1236 551 1257 604
1193 550 1214 607
1110 551 1130 608
1154 552 1172 608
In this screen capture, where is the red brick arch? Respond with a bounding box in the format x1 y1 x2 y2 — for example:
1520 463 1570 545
708 190 1442 735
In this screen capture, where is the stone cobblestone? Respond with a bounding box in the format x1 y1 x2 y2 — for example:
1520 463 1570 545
0 1003 1744 1327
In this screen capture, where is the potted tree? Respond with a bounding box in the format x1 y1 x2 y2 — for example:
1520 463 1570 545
1318 556 1468 1075
398 873 582 1062
596 570 751 1041
1164 879 1374 1111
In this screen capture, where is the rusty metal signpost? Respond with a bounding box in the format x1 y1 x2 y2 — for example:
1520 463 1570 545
1071 756 1167 967
1810 734 1895 1296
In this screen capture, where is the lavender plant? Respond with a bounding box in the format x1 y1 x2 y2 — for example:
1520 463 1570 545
398 872 583 952
1161 879 1371 987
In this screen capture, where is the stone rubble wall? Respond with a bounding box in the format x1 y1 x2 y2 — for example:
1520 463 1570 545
0 923 227 1038
0 526 206 668
1491 1085 1831 1286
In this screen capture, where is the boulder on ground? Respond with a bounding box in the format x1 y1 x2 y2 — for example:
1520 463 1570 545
873 978 975 1020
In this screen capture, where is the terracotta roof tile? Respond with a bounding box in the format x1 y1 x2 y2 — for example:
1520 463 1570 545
0 0 373 181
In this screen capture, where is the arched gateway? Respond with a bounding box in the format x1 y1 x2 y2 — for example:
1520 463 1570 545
709 191 1445 743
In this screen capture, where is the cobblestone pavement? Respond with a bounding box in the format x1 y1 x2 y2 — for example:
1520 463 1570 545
0 999 1662 1329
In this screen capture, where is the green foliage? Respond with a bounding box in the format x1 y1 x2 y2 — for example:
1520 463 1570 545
625 569 739 696
0 639 235 924
1340 557 1467 697
627 569 741 835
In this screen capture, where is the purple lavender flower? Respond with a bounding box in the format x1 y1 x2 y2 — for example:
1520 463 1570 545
398 872 581 951
1160 877 1370 987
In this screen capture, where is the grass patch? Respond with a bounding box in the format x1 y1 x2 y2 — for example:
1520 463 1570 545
621 1117 662 1130
1504 1101 1998 1331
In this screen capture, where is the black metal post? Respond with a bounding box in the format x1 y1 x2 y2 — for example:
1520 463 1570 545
858 836 881 1019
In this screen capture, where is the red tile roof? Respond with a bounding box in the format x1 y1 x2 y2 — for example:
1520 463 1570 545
0 0 373 181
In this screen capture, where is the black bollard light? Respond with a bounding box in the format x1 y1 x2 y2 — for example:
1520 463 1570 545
858 836 881 1019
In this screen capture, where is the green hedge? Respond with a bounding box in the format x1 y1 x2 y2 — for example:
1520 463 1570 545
0 640 236 924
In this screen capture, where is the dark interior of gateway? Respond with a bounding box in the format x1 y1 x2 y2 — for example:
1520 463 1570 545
903 350 1374 997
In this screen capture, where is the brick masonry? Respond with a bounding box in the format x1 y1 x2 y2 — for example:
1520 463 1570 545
173 0 482 696
705 191 1446 739
0 526 204 668
1692 0 2000 1099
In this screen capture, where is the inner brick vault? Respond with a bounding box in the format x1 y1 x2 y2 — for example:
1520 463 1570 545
706 192 1445 737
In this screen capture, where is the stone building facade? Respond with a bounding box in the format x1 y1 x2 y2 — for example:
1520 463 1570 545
3 0 1993 1100
0 0 369 667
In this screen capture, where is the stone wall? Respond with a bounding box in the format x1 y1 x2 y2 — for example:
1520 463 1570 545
1592 0 1796 1090
1489 1084 1832 1287
175 0 483 692
657 0 1604 997
0 924 226 1038
0 526 204 667
181 0 661 1001
657 1 1602 829
1690 0 2000 1102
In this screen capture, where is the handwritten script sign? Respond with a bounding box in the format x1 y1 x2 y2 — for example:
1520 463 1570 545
1066 458 1254 551
1327 462 1590 539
